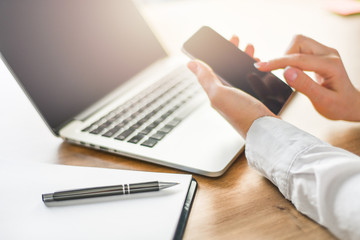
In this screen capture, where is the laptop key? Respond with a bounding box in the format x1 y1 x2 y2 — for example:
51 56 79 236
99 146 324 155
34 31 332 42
147 116 166 129
116 122 126 128
130 111 140 119
115 128 136 141
161 110 173 119
137 117 147 125
99 121 113 129
102 126 121 138
141 138 158 148
150 131 166 141
147 121 159 129
158 125 173 134
128 134 145 144
123 117 133 124
90 127 105 135
145 112 155 119
130 122 142 130
82 126 92 132
139 127 153 135
166 118 181 127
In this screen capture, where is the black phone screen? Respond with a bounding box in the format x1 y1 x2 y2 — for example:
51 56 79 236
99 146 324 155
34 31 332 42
183 26 293 115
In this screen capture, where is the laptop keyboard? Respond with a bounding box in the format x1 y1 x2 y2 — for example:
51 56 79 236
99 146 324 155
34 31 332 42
81 67 204 148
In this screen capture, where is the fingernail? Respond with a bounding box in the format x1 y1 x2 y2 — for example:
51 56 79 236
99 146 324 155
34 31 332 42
284 66 297 83
254 62 267 69
188 61 198 74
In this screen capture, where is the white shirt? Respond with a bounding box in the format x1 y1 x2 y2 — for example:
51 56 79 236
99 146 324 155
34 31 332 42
245 116 360 240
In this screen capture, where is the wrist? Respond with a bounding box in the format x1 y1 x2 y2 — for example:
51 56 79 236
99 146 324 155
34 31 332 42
245 115 277 140
242 105 276 139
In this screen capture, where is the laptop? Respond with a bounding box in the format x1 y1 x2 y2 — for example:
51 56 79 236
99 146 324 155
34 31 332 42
0 0 244 177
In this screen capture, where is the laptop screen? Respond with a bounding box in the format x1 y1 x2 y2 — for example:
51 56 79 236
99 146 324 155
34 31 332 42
0 0 167 134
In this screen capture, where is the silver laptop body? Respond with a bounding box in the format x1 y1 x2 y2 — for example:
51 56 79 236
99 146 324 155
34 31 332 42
0 0 244 176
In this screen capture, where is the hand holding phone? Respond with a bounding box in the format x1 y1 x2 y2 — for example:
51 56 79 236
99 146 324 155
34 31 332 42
182 26 293 115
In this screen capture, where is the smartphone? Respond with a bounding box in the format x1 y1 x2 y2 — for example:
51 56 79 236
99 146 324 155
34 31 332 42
182 26 294 115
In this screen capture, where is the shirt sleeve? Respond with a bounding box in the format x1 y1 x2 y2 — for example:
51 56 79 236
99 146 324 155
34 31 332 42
245 116 360 240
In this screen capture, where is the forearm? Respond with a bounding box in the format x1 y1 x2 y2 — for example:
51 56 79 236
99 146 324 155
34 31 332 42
245 117 360 240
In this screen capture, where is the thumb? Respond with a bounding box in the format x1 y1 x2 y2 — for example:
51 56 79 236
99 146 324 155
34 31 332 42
284 66 325 102
187 60 222 98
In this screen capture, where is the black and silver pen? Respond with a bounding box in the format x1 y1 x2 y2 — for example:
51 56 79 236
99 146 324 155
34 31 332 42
42 181 179 203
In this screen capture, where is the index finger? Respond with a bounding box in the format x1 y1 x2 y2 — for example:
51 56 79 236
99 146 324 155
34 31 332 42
255 53 333 77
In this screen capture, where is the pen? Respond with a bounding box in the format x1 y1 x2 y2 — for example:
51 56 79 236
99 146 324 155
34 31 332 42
42 181 179 203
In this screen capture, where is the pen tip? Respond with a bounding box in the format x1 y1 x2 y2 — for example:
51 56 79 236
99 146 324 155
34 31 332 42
159 182 179 190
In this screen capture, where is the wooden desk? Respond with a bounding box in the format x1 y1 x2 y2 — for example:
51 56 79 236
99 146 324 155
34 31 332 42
1 0 360 239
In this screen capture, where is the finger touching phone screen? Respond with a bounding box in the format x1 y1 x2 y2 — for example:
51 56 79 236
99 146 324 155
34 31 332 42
182 26 294 115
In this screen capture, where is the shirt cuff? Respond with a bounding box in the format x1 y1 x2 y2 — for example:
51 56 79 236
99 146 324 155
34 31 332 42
245 116 325 199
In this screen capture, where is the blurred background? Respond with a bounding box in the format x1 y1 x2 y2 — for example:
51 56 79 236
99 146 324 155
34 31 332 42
137 0 359 80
